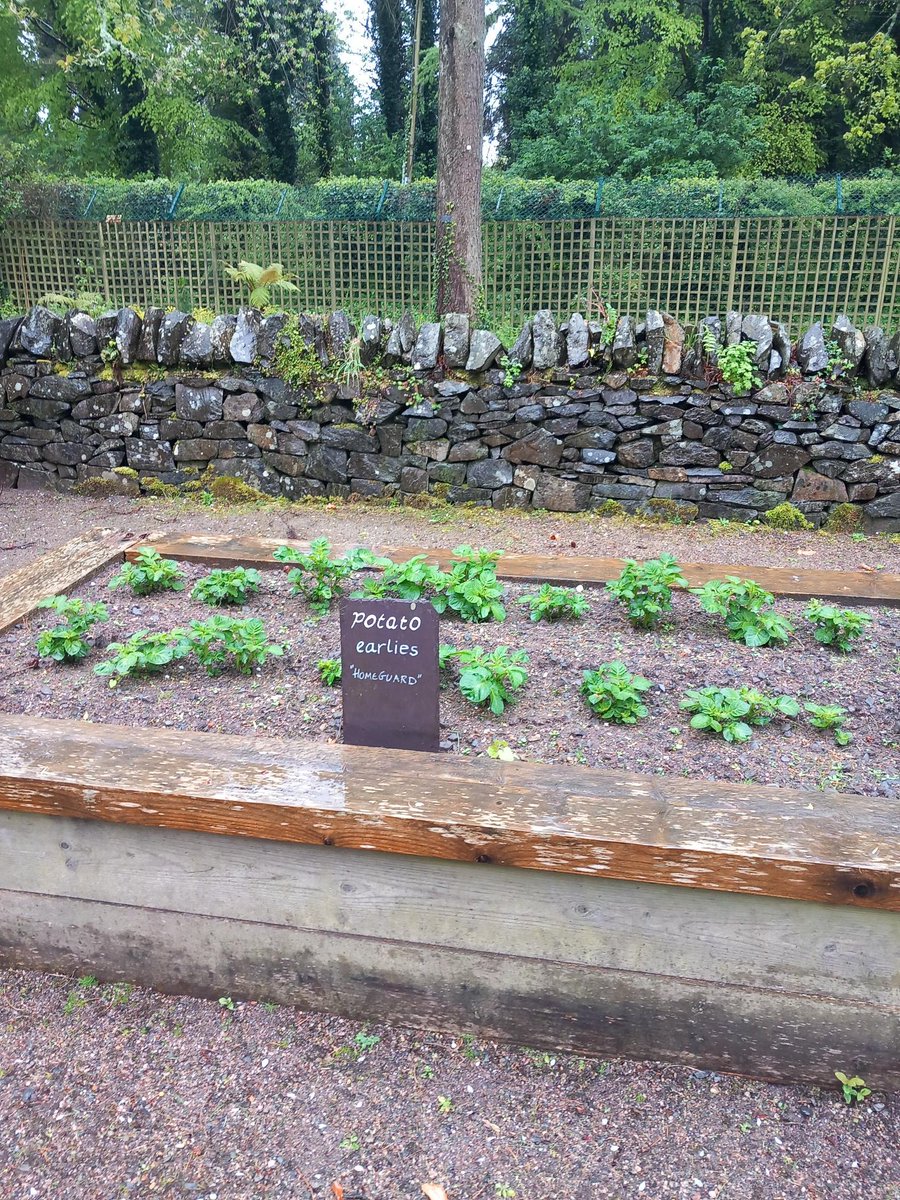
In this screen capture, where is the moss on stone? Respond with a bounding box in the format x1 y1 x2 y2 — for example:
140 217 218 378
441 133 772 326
208 476 268 505
139 476 179 499
593 498 625 518
641 498 698 524
112 465 138 478
762 502 813 532
823 503 864 534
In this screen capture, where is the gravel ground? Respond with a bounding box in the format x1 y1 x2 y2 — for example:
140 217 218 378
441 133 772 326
2 493 900 1199
1 969 898 1200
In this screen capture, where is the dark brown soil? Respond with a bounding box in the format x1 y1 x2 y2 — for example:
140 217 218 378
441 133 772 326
1 968 898 1200
1 524 898 797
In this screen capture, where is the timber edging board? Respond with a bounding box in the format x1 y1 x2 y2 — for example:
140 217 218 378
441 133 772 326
0 714 897 911
134 532 900 606
0 527 144 635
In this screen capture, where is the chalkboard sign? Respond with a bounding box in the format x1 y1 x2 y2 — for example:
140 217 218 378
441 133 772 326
339 597 440 752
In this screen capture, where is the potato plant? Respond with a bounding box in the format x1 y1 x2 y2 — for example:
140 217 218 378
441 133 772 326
804 702 853 746
318 657 342 686
693 577 793 647
440 644 527 714
431 546 506 623
187 616 285 676
606 555 686 629
108 548 186 596
351 554 444 602
680 686 799 742
274 538 379 615
94 630 192 680
192 567 261 606
518 584 590 622
580 661 650 724
35 596 109 663
805 599 872 652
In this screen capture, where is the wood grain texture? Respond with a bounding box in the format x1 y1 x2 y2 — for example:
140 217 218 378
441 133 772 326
0 714 897 910
1 812 898 1087
134 532 900 605
0 527 141 634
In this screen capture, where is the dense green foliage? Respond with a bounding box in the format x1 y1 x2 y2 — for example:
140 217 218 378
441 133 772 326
187 616 285 675
35 595 109 662
3 0 899 189
191 567 262 607
274 539 378 616
805 599 873 652
680 686 800 742
518 584 591 622
94 630 193 679
693 577 794 647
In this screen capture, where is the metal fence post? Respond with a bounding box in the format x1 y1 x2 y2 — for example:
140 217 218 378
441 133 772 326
594 178 604 217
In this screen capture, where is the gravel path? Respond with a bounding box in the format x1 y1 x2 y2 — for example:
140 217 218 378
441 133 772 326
1 494 899 1199
1 969 898 1200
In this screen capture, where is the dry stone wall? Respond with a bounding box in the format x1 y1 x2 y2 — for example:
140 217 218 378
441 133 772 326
1 304 900 528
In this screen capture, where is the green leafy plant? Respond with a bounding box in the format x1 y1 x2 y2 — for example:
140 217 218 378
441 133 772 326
606 555 687 629
431 546 506 623
94 630 192 680
805 599 872 653
318 657 342 686
440 644 528 715
35 596 109 662
351 553 444 601
763 502 813 532
187 616 285 676
108 548 186 596
693 577 793 647
272 318 322 388
580 661 651 724
222 260 299 308
191 567 261 606
835 1071 871 1104
680 686 799 742
333 335 363 393
499 355 522 388
274 539 377 616
518 584 590 622
804 702 853 746
718 340 758 393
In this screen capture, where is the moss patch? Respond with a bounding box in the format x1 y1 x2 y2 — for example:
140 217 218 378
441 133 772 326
823 503 864 534
762 502 813 532
640 498 698 524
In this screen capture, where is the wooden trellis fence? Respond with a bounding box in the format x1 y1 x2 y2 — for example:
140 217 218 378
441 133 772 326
2 216 898 330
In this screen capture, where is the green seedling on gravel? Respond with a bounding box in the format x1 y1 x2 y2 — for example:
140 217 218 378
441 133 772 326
606 554 687 630
351 553 445 602
109 547 186 596
63 975 98 1015
486 738 517 761
518 583 590 622
835 1071 871 1104
105 982 134 1006
680 686 799 743
218 996 235 1011
274 538 380 616
580 661 651 724
317 657 342 686
340 1133 361 1151
191 567 261 606
94 629 192 681
354 1030 380 1051
440 645 528 715
188 616 285 676
430 545 506 623
693 576 793 647
495 1186 517 1198
805 599 872 652
35 596 109 662
804 702 853 746
437 1095 454 1114
421 1064 435 1079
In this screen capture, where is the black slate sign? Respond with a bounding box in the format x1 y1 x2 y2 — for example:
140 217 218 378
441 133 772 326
339 597 440 752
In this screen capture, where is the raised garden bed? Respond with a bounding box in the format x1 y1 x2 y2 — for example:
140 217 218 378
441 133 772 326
2 537 898 797
0 529 898 1089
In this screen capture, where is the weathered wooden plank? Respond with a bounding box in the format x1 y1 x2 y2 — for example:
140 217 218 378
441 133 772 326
1 813 897 1087
0 715 897 910
5 812 895 997
134 532 900 606
0 527 142 634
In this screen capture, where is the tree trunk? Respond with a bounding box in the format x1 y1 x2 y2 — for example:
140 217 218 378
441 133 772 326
435 0 484 317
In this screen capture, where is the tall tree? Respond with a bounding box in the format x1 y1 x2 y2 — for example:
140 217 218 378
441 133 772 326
435 0 484 315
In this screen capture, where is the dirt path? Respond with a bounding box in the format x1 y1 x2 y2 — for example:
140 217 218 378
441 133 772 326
0 970 897 1200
